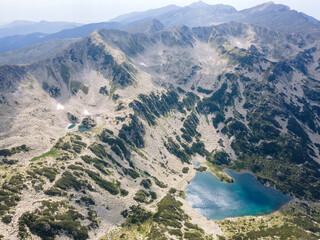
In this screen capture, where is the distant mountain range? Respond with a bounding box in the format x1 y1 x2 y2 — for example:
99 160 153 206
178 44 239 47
0 38 76 65
113 1 320 34
0 22 123 53
0 20 82 38
110 4 180 23
0 1 319 56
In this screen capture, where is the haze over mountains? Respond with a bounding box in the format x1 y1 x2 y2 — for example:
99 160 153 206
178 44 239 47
0 1 320 240
111 0 320 32
0 1 319 55
0 20 82 38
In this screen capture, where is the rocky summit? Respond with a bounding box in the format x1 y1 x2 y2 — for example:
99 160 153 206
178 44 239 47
0 2 320 240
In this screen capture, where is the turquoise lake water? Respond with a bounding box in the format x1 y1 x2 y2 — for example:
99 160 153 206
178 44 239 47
78 126 90 132
194 162 201 167
186 170 292 220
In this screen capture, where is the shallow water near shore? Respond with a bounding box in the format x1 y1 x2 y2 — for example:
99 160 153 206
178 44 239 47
186 169 292 220
194 162 201 167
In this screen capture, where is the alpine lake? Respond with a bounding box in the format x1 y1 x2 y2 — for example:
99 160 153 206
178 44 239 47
186 169 292 220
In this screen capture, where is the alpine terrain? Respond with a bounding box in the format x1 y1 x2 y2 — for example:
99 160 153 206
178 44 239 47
0 1 319 239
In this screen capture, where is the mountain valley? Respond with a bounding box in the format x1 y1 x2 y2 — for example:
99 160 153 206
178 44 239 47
0 2 320 240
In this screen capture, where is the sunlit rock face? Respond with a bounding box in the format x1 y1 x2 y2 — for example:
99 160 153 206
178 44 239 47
0 2 320 239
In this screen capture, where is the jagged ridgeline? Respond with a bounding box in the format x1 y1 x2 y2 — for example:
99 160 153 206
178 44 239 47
0 19 319 240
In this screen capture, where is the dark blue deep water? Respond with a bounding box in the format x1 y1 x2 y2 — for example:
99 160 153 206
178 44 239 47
186 170 292 220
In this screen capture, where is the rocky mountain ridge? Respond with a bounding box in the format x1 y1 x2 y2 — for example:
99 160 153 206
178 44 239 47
1 1 320 56
0 5 319 240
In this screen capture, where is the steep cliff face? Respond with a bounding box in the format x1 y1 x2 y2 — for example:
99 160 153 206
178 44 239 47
0 21 320 239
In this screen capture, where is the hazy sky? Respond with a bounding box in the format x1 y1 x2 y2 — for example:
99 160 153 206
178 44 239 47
0 0 319 25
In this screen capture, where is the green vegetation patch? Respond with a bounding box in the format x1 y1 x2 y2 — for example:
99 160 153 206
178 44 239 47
31 139 78 162
70 81 89 95
80 117 96 129
42 82 61 98
164 136 208 164
100 129 131 160
207 150 231 166
1 215 12 224
122 168 140 179
153 194 187 228
54 171 91 192
182 167 189 173
129 90 180 126
60 64 70 86
119 114 146 148
0 173 25 216
152 176 167 188
0 144 30 157
89 143 107 159
76 196 96 206
80 155 111 175
140 179 152 189
99 86 109 96
164 137 191 164
181 112 200 143
85 169 119 195
115 194 209 240
27 166 59 182
18 201 89 240
121 205 152 226
112 62 135 87
219 201 320 240
133 189 156 203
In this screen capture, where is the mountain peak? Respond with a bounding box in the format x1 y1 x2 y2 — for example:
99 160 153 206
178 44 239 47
124 19 164 34
263 1 275 5
189 1 209 8
110 4 180 23
247 1 289 13
147 19 165 33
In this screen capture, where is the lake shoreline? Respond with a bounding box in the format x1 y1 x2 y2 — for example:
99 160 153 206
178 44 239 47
185 169 293 221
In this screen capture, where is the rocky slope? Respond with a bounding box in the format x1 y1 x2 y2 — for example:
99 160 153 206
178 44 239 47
0 20 319 240
0 38 76 65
